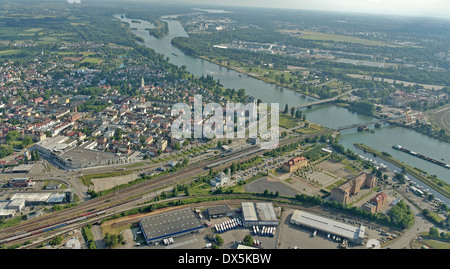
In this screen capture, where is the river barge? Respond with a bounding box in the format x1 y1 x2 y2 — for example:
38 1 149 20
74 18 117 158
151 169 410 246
392 145 450 169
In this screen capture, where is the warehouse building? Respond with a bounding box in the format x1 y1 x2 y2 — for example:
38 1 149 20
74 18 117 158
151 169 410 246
6 199 25 212
206 205 232 219
9 192 72 205
0 201 16 219
139 208 204 244
3 164 34 174
10 193 51 206
290 210 366 245
241 202 278 227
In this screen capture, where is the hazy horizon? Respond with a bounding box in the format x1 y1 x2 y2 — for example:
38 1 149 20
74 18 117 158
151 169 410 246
128 0 450 19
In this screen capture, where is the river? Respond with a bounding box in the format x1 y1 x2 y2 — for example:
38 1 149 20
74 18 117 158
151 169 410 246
115 14 449 204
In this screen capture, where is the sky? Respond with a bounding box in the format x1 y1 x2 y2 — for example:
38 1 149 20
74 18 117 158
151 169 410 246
165 0 450 19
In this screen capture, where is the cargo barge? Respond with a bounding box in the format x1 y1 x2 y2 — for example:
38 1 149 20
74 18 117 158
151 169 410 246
392 145 450 169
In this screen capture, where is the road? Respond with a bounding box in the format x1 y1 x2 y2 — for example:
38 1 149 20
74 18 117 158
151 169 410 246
382 184 434 249
0 136 302 244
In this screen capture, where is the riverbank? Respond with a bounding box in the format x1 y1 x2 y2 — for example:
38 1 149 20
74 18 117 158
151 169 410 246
122 15 449 184
390 121 450 144
195 55 322 100
354 143 450 199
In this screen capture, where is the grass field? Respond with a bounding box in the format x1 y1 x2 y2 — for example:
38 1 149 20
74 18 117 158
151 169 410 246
279 114 301 129
413 239 450 249
294 122 325 134
23 28 43 32
0 50 20 55
82 58 103 64
279 30 402 47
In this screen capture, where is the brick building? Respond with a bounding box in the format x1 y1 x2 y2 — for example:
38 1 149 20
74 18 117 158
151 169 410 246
282 157 308 173
330 173 376 204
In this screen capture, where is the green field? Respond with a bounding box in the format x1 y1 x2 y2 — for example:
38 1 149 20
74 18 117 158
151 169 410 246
82 58 103 64
23 28 43 32
0 50 20 55
279 114 301 129
294 122 325 134
280 30 402 47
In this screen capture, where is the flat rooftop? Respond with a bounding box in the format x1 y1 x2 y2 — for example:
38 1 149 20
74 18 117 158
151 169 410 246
59 146 122 164
255 202 277 222
36 135 73 153
139 208 203 242
291 210 365 243
0 201 10 210
241 202 258 222
10 193 51 203
206 205 231 216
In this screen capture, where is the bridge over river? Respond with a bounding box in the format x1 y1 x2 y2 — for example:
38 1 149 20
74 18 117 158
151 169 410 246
334 115 405 131
292 89 355 110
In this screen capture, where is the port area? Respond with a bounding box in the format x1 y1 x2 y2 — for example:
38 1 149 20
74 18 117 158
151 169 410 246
354 143 450 199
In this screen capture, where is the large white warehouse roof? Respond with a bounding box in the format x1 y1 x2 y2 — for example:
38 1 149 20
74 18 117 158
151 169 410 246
290 210 365 244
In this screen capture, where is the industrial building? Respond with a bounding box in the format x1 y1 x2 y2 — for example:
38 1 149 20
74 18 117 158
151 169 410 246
241 202 278 227
0 201 16 219
3 164 34 174
0 198 26 219
206 205 232 219
139 208 204 244
290 210 366 245
10 191 73 205
8 178 35 188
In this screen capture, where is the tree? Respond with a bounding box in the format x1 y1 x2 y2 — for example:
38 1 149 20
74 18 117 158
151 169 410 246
237 88 245 99
429 227 439 238
215 234 224 246
49 235 64 246
22 136 33 148
283 104 289 114
394 173 405 184
6 131 20 142
243 234 253 246
290 107 295 117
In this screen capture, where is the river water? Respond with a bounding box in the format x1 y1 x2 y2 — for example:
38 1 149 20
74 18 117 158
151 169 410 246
116 14 449 203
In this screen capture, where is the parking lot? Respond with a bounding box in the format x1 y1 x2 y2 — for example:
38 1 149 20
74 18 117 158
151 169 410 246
99 202 401 249
276 209 395 249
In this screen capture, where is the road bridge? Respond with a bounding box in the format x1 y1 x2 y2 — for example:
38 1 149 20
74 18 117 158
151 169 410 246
334 115 405 131
292 89 354 110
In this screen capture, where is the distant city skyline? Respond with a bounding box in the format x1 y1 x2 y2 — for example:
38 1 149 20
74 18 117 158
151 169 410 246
160 0 450 19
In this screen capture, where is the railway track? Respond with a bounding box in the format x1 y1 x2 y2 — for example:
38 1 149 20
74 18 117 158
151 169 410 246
0 137 301 244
